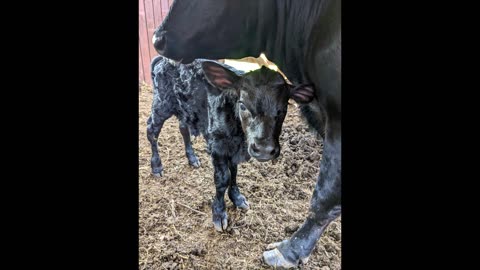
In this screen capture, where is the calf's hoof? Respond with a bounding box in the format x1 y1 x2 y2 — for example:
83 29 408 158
153 172 163 177
233 194 249 210
187 155 201 168
228 189 250 210
152 167 164 177
212 211 228 232
189 159 201 168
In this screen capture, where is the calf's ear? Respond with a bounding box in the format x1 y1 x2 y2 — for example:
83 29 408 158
202 61 241 89
289 84 315 104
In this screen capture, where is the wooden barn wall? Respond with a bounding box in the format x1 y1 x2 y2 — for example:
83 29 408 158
139 0 172 85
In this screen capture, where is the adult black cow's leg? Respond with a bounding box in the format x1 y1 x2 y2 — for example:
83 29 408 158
146 101 173 177
227 161 249 210
211 154 230 231
263 120 341 268
179 121 201 168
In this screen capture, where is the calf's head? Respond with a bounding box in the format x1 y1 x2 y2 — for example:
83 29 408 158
202 61 314 162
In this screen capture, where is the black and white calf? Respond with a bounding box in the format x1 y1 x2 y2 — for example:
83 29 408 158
147 56 314 231
147 56 211 177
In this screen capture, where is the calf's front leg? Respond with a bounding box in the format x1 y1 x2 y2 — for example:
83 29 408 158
211 154 230 232
227 162 249 210
179 121 201 168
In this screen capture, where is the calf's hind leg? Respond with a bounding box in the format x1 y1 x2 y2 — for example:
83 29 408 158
179 121 201 168
146 105 173 177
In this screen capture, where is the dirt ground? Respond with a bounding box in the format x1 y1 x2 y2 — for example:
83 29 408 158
139 83 341 269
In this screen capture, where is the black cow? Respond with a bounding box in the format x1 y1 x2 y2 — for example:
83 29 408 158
152 0 341 268
147 55 314 231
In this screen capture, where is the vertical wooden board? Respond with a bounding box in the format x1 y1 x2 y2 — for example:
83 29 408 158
139 38 145 84
139 0 152 84
153 0 162 29
167 0 172 17
160 0 170 21
144 0 158 61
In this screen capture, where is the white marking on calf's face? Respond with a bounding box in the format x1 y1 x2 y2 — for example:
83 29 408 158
249 120 265 141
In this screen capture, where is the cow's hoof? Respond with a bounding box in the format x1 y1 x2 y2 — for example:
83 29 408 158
264 240 310 268
266 240 288 250
212 212 228 232
263 248 298 269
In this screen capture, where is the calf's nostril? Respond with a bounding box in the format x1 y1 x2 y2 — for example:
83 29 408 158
251 143 259 153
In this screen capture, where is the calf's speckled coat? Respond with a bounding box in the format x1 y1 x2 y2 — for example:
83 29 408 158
147 55 314 231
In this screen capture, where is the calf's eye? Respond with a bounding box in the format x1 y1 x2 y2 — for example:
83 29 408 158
240 103 247 111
